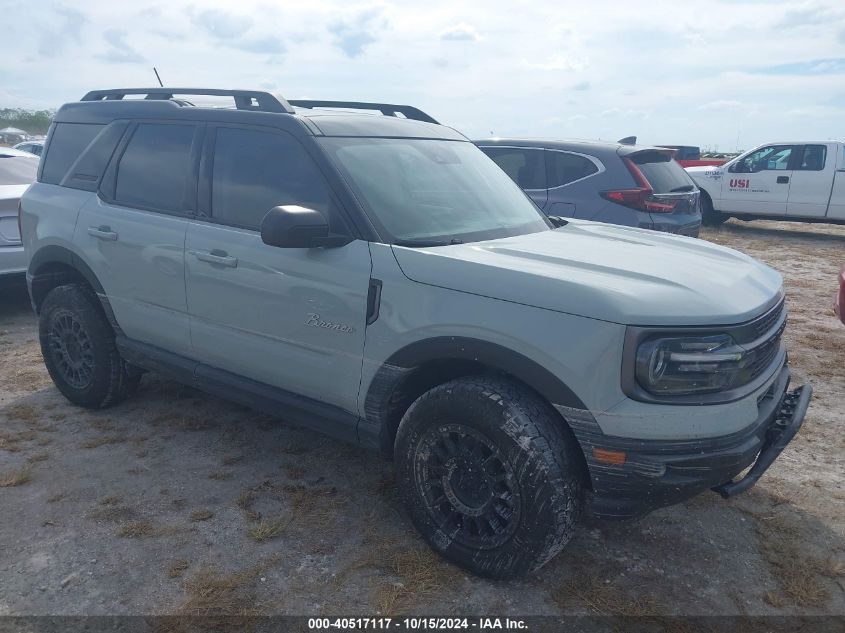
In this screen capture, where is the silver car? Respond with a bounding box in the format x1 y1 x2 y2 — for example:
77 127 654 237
1 147 38 280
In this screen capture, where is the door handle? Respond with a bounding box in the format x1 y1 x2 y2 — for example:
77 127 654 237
777 176 789 184
87 226 118 241
191 250 238 268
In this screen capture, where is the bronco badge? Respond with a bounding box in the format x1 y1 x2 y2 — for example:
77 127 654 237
305 313 355 334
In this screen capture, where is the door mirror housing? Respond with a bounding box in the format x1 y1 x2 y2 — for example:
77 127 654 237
260 205 351 248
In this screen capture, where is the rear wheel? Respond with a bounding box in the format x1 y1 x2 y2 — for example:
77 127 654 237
701 192 728 226
394 376 584 579
39 284 139 409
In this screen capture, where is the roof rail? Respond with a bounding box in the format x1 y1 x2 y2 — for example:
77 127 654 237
80 88 295 114
288 100 438 124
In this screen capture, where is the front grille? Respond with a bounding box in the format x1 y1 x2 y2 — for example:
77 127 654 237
750 299 785 339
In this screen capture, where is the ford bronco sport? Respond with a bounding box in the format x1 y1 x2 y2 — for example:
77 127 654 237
20 88 811 579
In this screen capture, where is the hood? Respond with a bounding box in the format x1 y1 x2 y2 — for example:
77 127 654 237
391 220 783 326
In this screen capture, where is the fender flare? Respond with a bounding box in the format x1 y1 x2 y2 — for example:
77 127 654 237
27 245 105 312
361 336 589 453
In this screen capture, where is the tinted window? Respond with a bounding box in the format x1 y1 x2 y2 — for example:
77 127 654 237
211 127 331 230
480 147 546 190
41 123 103 184
797 145 826 171
115 124 196 213
630 152 695 193
546 151 598 187
0 156 38 185
731 145 794 173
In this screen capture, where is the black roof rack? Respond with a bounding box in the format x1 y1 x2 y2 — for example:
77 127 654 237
80 88 295 114
288 100 438 124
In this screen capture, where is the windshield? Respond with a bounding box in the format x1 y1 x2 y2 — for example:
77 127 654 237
319 138 551 244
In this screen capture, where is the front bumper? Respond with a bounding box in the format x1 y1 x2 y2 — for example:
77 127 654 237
572 365 810 520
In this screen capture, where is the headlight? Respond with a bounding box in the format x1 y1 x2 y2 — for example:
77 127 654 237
635 334 748 395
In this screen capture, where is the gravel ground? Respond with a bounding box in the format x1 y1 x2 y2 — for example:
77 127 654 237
0 218 843 618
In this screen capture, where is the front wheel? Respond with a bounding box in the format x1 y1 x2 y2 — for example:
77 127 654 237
394 376 584 579
701 193 728 226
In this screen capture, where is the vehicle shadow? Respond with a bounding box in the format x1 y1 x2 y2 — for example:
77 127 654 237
0 280 32 319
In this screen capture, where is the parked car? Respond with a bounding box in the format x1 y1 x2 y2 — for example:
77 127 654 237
1 147 38 282
21 88 810 579
13 140 44 157
475 138 701 236
836 265 845 326
686 141 845 226
657 145 729 169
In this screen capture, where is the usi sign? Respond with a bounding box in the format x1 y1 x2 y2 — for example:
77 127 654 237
730 179 750 189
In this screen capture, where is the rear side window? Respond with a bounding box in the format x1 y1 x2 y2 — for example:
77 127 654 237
797 145 826 171
40 123 103 184
115 123 196 214
480 147 546 190
630 152 695 193
210 127 331 230
0 157 38 185
546 151 598 187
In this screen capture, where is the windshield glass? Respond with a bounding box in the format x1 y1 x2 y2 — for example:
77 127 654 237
319 138 550 244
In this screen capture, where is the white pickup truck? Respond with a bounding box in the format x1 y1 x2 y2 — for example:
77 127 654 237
686 141 845 226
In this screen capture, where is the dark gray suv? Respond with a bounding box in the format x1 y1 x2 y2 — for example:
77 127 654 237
476 138 702 237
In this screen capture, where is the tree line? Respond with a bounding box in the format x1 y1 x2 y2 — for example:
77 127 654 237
0 108 55 135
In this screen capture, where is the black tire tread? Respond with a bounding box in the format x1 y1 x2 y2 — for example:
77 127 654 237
39 284 136 409
395 374 584 579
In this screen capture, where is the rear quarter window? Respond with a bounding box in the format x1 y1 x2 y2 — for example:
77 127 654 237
40 123 104 185
546 151 598 187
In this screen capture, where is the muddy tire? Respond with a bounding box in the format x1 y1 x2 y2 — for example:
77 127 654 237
701 192 727 226
39 284 139 409
394 375 584 579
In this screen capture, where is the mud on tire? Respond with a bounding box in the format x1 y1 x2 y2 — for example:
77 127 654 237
39 284 139 409
394 375 584 579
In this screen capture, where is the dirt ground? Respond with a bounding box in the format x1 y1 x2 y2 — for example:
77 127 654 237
0 218 844 619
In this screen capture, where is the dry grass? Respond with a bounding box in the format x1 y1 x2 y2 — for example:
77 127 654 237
117 520 156 538
221 455 243 466
247 518 286 542
190 509 214 522
5 404 37 421
0 464 33 487
282 464 305 479
754 512 830 607
208 471 233 481
0 429 38 452
26 452 50 463
560 570 662 617
89 418 117 432
47 492 66 503
100 495 123 506
81 434 128 449
88 504 137 522
168 559 190 578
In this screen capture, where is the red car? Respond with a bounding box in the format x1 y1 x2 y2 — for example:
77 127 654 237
836 265 845 325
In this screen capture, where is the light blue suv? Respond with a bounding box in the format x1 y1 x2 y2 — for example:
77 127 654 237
20 88 810 579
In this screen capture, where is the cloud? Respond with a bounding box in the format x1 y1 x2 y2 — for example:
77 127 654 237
328 6 387 58
187 7 284 56
440 23 480 41
525 54 587 72
774 2 845 28
98 29 145 64
190 8 253 39
697 100 746 111
571 81 591 91
37 5 86 58
756 57 845 75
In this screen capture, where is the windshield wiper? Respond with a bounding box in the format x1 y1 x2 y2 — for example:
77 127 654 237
669 185 695 193
393 238 463 247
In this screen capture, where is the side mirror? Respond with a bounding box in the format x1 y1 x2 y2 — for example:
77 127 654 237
260 205 351 248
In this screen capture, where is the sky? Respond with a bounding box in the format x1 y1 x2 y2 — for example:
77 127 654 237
1 0 844 151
